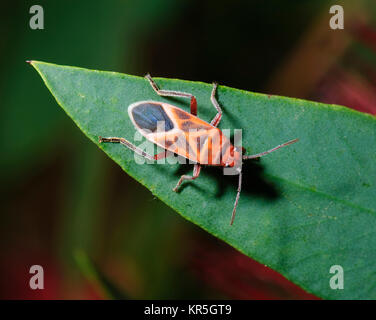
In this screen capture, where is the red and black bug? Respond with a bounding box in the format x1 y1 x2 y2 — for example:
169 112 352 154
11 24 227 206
99 74 298 225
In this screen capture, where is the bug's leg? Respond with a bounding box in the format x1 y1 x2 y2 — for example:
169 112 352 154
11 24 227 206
172 164 201 192
210 82 222 127
145 73 197 116
99 136 158 161
230 170 242 226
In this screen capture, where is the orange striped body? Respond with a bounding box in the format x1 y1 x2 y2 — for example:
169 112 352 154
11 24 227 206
128 101 241 166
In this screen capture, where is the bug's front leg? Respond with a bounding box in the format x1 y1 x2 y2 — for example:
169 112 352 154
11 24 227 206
173 164 201 192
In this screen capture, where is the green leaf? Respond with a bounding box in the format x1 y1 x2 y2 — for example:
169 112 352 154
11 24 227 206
30 60 376 299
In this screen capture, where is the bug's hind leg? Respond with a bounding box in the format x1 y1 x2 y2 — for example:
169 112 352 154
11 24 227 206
210 82 222 127
173 164 201 192
99 136 170 161
145 73 197 116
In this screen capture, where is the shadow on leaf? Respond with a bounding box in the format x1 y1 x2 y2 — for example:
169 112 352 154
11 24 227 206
173 159 280 200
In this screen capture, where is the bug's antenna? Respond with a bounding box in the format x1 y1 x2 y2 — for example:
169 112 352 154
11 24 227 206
242 138 298 160
230 169 242 225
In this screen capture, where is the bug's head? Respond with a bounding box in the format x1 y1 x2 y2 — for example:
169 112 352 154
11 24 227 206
222 146 242 168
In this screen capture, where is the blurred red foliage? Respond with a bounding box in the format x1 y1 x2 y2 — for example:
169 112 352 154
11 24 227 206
190 240 319 300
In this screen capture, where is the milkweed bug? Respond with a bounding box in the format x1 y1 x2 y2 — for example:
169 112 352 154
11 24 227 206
99 74 298 225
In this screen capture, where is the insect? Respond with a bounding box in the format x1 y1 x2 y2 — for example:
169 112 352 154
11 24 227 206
99 74 298 225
